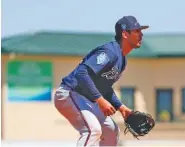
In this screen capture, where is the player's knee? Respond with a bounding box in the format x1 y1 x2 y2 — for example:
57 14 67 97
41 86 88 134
114 124 120 138
90 125 102 138
113 125 120 137
106 123 120 138
116 126 120 138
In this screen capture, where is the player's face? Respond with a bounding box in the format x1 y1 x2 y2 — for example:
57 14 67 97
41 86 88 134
128 29 143 48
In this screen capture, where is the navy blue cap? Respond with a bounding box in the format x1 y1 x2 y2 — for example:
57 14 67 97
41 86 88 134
115 16 149 36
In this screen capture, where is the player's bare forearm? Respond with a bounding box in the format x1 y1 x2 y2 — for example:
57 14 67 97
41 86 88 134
118 105 132 120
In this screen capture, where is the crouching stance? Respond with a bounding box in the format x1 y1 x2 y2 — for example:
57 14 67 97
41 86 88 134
54 15 149 146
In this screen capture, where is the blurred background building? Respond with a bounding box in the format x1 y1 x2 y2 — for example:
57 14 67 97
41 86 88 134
1 0 185 144
2 31 185 141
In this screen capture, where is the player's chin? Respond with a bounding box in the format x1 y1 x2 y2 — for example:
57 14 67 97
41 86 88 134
134 44 141 48
135 41 142 48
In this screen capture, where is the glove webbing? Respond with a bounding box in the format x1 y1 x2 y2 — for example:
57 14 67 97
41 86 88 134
124 123 140 140
124 111 152 140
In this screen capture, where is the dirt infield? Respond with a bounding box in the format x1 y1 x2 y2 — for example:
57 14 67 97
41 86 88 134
119 130 185 140
54 123 185 141
3 108 185 141
118 124 185 140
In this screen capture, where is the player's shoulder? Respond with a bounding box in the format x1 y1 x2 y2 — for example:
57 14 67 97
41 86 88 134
97 41 119 59
98 41 117 49
97 41 117 53
85 41 119 63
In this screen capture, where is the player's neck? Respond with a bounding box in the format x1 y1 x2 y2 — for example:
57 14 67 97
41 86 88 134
120 39 134 56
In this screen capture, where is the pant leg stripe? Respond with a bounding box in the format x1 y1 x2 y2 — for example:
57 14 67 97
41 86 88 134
70 93 91 147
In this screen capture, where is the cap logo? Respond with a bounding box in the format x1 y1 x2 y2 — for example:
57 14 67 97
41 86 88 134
121 24 126 30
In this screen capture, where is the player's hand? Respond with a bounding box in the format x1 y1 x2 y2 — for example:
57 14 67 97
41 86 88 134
95 97 116 116
118 105 132 120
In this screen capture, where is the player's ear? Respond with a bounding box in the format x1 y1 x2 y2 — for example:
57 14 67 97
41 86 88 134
122 31 129 39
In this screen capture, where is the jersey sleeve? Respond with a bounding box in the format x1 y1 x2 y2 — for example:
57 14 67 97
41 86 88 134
82 48 117 74
104 88 124 110
75 64 102 100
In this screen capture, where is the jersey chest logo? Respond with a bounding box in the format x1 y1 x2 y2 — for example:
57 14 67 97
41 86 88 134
101 66 120 81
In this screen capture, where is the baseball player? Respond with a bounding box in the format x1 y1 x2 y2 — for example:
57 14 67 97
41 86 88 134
54 15 149 146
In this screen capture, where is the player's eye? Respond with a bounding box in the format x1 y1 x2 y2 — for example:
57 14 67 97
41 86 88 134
133 29 141 34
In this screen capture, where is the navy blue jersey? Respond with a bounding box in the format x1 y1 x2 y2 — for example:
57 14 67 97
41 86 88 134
61 41 127 109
